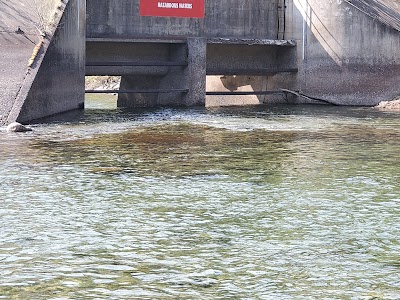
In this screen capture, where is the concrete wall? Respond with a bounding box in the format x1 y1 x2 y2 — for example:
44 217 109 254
284 0 400 105
13 0 86 122
87 37 206 107
205 40 298 106
0 0 42 125
86 0 280 39
86 0 399 107
113 38 206 107
1 0 85 125
3 0 399 123
86 41 173 76
85 0 294 108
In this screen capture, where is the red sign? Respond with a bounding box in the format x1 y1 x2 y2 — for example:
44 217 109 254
140 0 204 18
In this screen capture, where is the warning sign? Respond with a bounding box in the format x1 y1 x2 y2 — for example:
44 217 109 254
140 0 205 18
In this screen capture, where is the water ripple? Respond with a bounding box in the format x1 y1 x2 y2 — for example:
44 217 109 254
1 105 400 299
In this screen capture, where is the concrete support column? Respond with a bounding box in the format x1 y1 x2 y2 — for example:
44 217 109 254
157 43 189 106
159 37 206 106
117 38 206 108
183 37 206 106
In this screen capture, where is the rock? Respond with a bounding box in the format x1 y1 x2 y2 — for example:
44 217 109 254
6 122 33 132
375 98 400 110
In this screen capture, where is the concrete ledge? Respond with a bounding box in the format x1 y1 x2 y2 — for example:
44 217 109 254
85 66 170 76
86 61 188 66
206 91 284 95
85 61 187 76
207 38 297 46
87 37 297 46
207 68 298 76
86 89 189 94
86 37 187 43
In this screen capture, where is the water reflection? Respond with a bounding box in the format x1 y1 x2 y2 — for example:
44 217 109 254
1 103 400 299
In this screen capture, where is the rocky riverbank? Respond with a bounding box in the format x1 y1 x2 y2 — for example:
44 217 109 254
85 76 120 91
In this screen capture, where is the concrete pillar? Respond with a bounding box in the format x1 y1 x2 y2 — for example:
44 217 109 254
117 38 206 108
159 38 206 106
157 43 189 106
183 37 206 106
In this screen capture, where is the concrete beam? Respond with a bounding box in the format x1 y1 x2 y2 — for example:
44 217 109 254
207 38 297 46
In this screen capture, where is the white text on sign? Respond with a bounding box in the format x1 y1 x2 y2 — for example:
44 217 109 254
157 2 193 9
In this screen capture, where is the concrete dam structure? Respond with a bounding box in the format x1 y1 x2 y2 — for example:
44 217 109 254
0 0 85 125
0 0 399 124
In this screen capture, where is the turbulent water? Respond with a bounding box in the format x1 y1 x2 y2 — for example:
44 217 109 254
1 98 400 299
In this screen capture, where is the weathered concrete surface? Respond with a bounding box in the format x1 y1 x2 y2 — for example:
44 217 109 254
0 0 41 124
206 43 297 75
156 37 206 107
86 41 173 76
344 0 400 31
182 37 206 106
87 0 280 39
205 40 298 106
86 0 285 108
4 0 397 118
284 0 400 105
116 37 206 107
0 0 85 125
86 0 399 107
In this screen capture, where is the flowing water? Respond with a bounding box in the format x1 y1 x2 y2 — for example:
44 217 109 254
1 97 400 299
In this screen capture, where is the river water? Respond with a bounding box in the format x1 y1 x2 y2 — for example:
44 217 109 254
1 97 400 299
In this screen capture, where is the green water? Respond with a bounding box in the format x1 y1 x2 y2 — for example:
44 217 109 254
1 99 400 299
